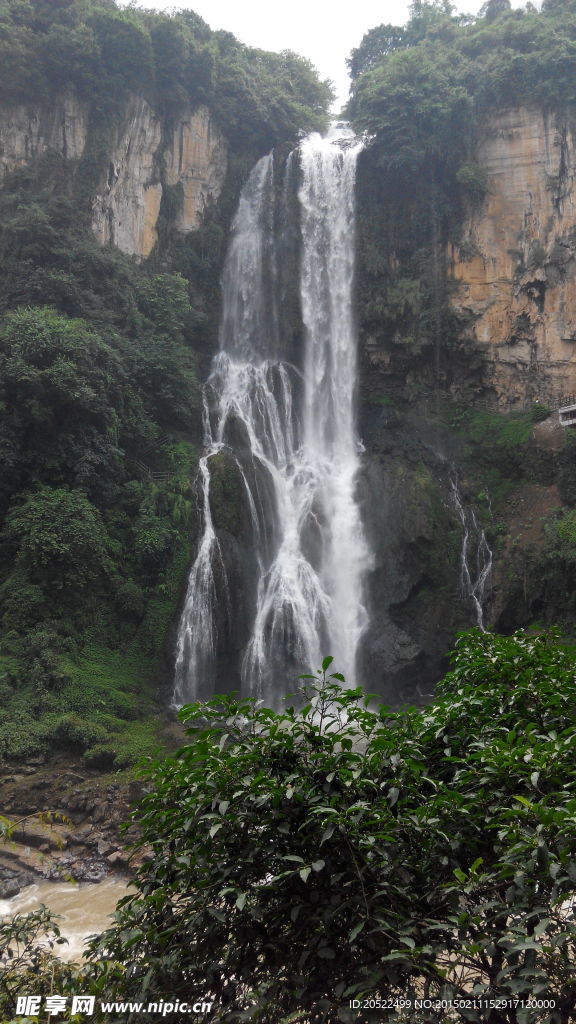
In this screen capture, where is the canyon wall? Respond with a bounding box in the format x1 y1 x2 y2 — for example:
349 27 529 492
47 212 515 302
1 93 573 699
450 107 576 410
0 91 227 259
0 92 88 171
356 105 576 697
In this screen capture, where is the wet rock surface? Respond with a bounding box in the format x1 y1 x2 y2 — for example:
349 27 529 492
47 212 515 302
0 758 149 898
357 408 471 705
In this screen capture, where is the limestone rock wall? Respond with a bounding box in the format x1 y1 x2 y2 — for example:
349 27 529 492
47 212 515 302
0 92 88 174
92 97 227 258
450 107 576 409
0 92 227 259
163 104 228 235
91 95 163 258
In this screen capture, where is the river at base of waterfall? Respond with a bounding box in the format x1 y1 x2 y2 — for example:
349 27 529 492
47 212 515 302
0 877 130 960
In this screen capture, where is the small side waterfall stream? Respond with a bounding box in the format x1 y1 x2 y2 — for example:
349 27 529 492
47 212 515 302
174 127 371 705
450 474 493 630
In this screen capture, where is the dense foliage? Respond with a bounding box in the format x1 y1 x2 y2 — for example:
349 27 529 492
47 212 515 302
0 0 330 150
84 635 576 1023
0 0 331 763
349 0 576 150
0 907 80 1021
0 233 202 762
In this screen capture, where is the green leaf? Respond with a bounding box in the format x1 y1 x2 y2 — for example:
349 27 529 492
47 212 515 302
322 656 334 671
299 867 311 883
387 787 400 807
349 920 366 941
320 824 335 844
311 860 325 872
513 795 533 809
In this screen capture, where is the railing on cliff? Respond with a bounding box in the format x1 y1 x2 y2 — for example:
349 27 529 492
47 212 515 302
557 394 576 426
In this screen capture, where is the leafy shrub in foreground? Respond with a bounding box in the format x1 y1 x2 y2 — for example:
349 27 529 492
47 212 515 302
88 635 576 1023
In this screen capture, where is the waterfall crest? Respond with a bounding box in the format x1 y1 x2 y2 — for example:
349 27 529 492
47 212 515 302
174 127 371 705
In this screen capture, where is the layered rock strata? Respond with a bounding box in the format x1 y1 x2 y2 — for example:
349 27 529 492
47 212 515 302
450 107 576 409
92 97 227 258
0 92 227 259
0 91 88 173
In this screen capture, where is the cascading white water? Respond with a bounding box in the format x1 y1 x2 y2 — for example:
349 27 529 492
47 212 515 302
450 474 493 630
174 127 371 705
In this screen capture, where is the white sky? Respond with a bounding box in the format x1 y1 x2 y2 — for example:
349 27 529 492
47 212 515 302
120 0 494 109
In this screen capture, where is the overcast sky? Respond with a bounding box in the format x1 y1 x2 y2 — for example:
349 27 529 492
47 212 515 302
119 0 495 108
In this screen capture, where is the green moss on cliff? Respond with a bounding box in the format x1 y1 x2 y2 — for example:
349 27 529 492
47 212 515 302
208 454 244 535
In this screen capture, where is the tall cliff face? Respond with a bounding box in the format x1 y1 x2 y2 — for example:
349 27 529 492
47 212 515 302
354 104 576 699
450 107 576 410
0 92 88 171
0 91 227 259
91 97 227 258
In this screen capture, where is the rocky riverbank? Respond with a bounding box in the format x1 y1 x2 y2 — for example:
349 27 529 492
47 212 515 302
0 757 151 899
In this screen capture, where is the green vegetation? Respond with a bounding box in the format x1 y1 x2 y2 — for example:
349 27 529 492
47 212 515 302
0 0 331 763
465 406 550 447
0 0 330 151
78 635 576 1022
0 907 80 1022
0 295 199 762
349 0 576 161
348 0 576 363
505 502 576 636
444 403 552 496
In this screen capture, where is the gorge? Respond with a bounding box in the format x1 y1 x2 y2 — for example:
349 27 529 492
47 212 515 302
4 1 576 1017
2 0 576 860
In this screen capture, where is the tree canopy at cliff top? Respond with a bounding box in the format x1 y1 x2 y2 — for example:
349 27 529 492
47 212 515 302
0 0 332 150
348 0 576 375
349 0 576 172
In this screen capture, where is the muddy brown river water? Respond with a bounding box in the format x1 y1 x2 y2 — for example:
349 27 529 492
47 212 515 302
0 878 131 960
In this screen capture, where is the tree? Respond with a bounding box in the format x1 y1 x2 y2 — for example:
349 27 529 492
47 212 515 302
350 45 473 172
0 907 79 1022
2 487 112 593
89 635 576 1023
0 306 126 504
480 0 512 22
347 25 408 81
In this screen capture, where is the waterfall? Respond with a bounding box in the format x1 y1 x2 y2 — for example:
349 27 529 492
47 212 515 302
173 127 371 705
450 474 493 631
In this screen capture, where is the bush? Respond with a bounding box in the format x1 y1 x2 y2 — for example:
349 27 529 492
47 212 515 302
2 487 112 593
0 908 80 1023
89 637 576 1023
